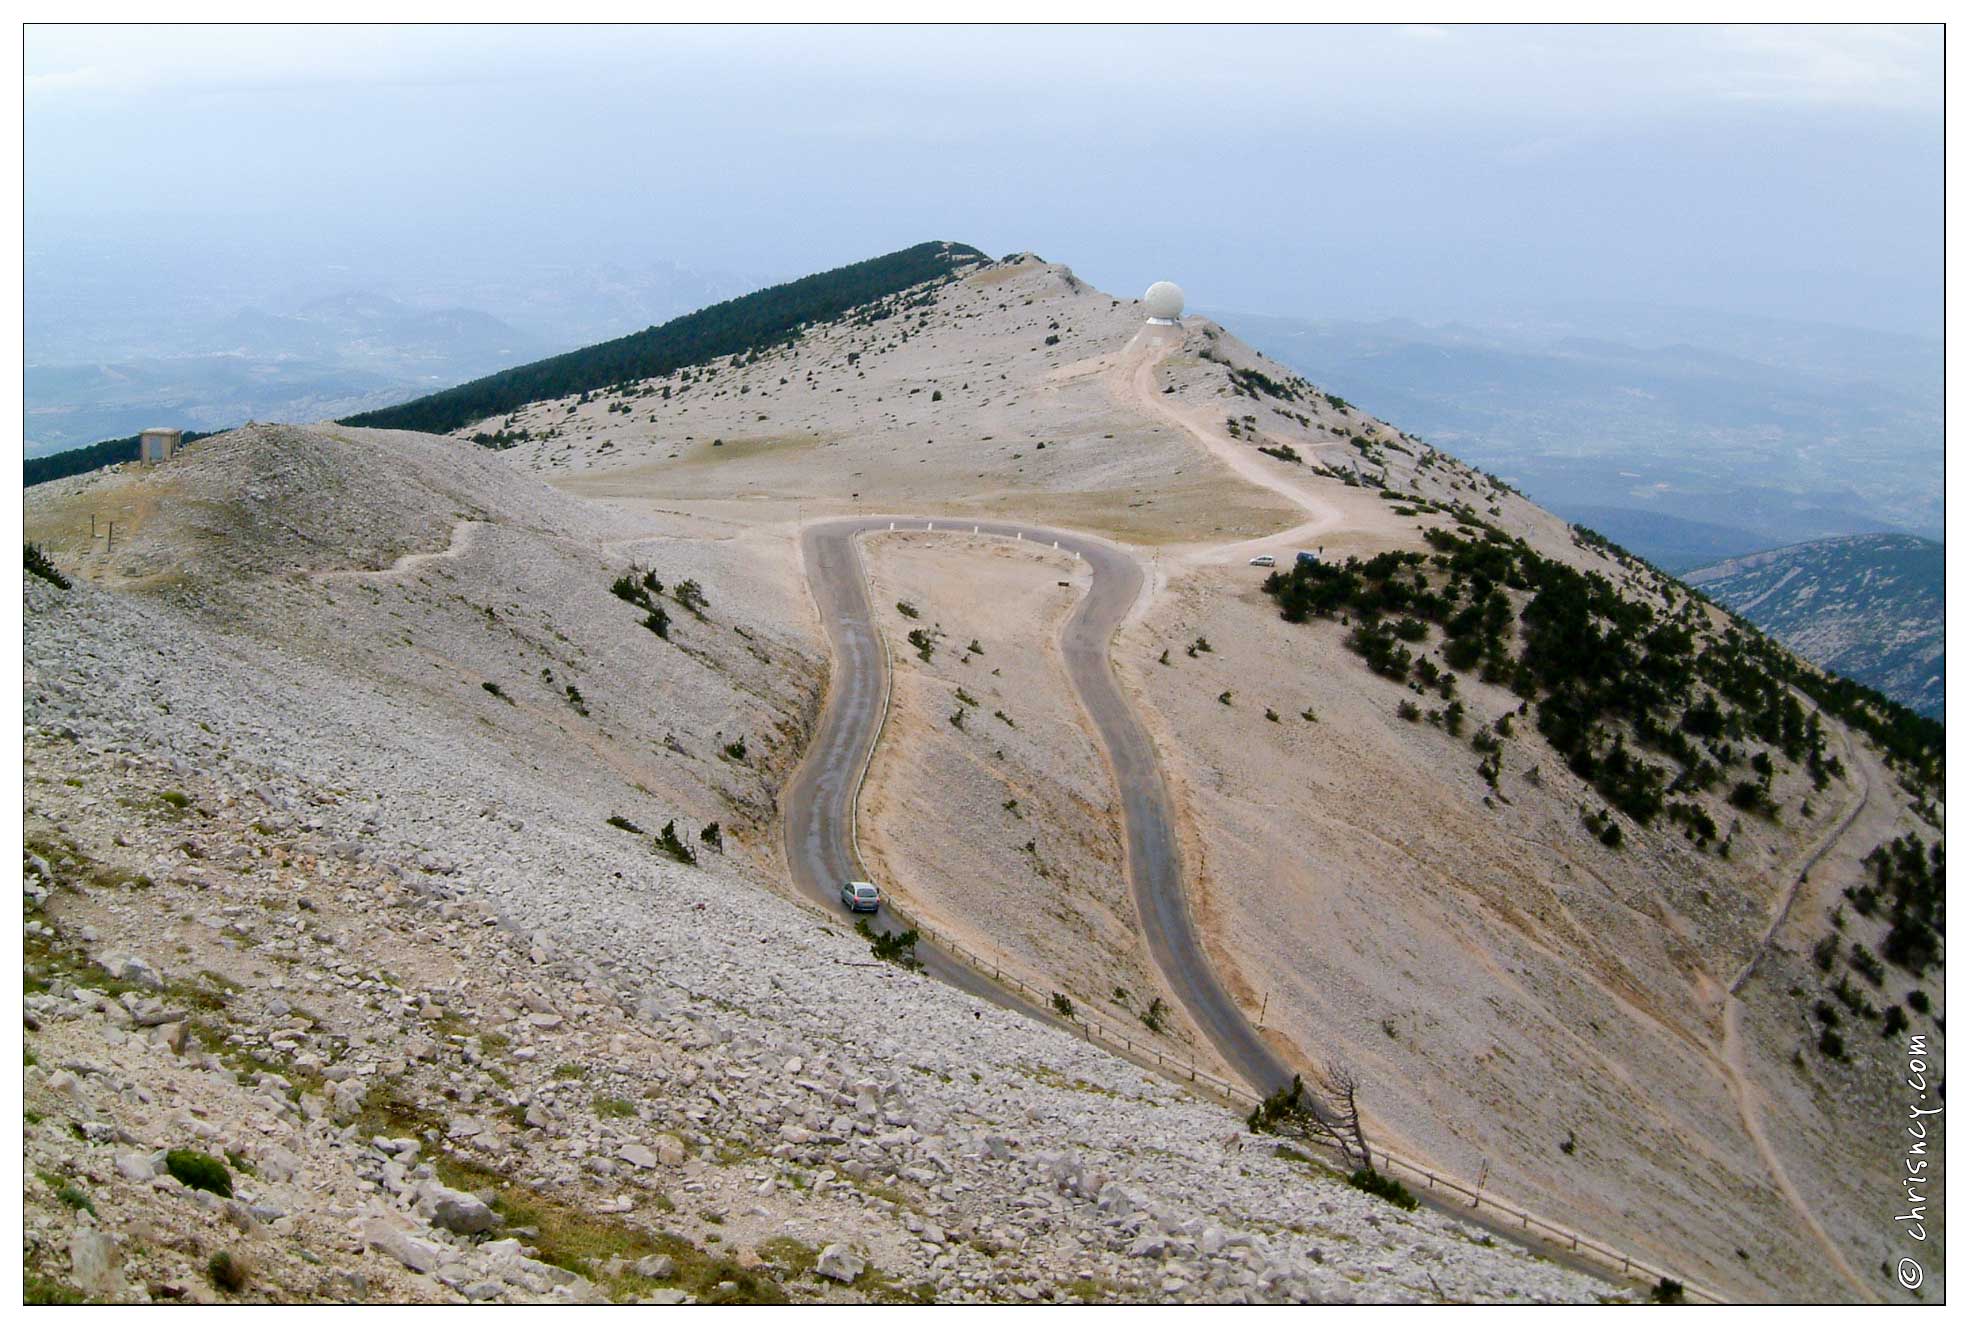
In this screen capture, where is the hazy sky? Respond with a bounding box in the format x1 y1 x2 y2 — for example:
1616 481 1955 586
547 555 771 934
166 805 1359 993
25 23 1943 336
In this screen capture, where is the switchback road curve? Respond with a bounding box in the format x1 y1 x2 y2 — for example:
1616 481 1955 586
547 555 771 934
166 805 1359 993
782 515 1716 1299
784 516 1294 1101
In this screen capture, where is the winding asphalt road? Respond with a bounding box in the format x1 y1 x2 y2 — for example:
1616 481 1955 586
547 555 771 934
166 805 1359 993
784 516 1296 1101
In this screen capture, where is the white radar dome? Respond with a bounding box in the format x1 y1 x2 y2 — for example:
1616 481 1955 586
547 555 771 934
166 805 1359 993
1143 281 1186 322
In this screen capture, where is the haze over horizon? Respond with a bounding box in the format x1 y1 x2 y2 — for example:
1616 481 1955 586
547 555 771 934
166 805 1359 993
23 22 1944 565
27 23 1941 337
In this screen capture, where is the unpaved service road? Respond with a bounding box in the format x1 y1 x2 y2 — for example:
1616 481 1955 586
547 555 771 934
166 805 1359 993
786 516 1294 1100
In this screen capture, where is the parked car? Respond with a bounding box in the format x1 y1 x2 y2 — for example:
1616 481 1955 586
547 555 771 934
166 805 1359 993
840 880 881 912
1248 554 1276 567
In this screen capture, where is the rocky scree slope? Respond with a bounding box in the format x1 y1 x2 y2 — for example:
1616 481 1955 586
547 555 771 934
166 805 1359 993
22 426 1617 1304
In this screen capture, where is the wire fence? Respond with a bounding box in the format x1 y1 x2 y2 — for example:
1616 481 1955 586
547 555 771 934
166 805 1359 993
840 520 1724 1305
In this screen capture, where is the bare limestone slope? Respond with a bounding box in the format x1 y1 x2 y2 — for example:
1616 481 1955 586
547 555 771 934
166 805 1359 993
854 531 1221 1076
440 252 1939 1303
23 423 1616 1304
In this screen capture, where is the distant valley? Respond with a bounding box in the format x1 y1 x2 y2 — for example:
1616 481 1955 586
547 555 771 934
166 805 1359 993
1223 305 1941 571
23 221 755 455
25 290 553 453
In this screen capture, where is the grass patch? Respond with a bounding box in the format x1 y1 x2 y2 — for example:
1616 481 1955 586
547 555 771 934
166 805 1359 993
164 1149 232 1197
502 1189 787 1305
843 1173 916 1211
1060 1275 1124 1303
855 1265 938 1304
713 1140 765 1167
1016 1063 1117 1098
208 1251 250 1294
755 1237 819 1279
353 1084 447 1142
25 1271 87 1305
354 1113 782 1302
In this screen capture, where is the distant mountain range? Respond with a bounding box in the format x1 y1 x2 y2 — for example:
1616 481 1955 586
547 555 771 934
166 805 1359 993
1685 534 1943 720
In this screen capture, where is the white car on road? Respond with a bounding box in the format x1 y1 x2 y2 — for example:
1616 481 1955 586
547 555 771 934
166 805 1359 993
1248 554 1276 567
840 881 881 913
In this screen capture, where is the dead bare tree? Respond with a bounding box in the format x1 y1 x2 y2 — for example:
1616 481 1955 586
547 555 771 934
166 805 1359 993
1248 1059 1378 1174
1308 1059 1374 1172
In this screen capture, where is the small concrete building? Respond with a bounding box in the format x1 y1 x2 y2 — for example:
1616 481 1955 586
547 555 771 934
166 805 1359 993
139 427 182 464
